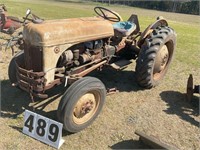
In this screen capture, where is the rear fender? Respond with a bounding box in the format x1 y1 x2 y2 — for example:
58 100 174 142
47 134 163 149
137 18 168 48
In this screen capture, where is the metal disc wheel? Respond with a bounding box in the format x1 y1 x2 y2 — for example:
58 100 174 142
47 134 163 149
73 91 100 125
153 45 169 81
136 26 176 88
57 77 106 133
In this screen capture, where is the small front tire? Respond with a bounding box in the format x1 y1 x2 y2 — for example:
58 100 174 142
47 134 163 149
57 77 106 133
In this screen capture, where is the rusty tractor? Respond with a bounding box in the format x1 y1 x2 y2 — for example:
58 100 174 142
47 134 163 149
9 7 176 132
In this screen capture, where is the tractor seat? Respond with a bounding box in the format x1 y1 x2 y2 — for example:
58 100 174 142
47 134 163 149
113 21 136 37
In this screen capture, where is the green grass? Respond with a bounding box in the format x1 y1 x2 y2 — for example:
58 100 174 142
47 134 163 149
1 0 94 19
169 22 200 67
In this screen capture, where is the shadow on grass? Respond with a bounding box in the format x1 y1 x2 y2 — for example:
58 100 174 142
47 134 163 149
110 139 152 149
160 90 199 127
0 79 65 120
90 67 143 92
1 80 30 118
1 67 142 123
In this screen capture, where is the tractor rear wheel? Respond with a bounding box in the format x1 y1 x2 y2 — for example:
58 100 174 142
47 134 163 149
135 26 176 88
57 77 106 133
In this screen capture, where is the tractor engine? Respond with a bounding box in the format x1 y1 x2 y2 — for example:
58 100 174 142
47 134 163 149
57 40 116 70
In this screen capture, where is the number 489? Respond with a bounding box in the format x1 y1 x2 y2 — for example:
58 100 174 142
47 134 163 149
25 114 59 142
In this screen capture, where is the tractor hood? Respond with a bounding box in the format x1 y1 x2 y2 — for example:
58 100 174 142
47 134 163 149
23 17 114 46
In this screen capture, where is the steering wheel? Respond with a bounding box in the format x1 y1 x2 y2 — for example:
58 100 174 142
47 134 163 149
94 7 121 22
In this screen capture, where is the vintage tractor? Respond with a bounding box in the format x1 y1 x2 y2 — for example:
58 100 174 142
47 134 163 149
8 7 176 132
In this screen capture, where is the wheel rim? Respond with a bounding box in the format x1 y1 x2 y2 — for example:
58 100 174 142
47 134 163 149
153 44 169 80
73 91 100 125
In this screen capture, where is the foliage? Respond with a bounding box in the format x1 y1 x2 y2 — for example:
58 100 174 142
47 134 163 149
94 0 199 15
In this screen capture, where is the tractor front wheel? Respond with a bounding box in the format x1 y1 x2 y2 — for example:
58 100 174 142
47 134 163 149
135 26 176 88
57 77 106 133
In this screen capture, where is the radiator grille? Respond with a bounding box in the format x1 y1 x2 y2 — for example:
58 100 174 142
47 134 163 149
24 42 43 72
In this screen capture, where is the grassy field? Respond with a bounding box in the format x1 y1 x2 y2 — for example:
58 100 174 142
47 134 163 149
0 0 200 150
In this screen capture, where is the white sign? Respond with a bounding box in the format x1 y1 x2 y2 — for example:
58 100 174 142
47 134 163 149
23 110 65 149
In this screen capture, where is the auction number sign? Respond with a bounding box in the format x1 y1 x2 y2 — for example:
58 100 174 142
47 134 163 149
23 110 65 149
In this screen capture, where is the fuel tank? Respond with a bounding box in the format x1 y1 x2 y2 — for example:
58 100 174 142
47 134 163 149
23 17 114 46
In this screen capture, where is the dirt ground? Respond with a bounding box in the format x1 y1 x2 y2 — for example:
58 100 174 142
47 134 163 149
0 1 200 150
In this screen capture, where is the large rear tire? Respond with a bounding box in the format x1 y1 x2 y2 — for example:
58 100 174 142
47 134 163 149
135 26 176 88
57 77 106 133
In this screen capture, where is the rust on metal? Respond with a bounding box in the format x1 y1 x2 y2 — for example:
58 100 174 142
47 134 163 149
22 17 114 86
115 38 126 52
137 18 168 47
16 60 62 98
23 19 109 83
15 57 107 98
24 43 43 71
23 17 114 47
69 58 103 75
74 60 107 77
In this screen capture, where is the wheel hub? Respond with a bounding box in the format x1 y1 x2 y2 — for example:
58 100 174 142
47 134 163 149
154 45 169 74
80 100 94 114
73 92 100 125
